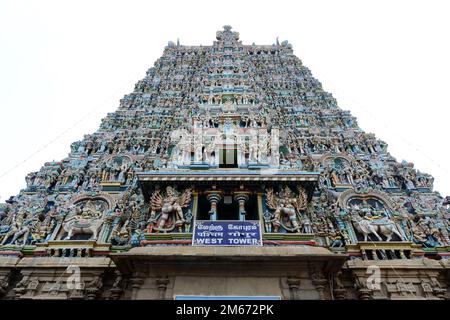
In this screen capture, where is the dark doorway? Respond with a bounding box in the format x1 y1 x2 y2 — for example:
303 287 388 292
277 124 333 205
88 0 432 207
197 193 259 221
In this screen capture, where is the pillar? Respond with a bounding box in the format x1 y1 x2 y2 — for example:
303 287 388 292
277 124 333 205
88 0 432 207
233 192 250 221
206 191 222 221
287 277 301 300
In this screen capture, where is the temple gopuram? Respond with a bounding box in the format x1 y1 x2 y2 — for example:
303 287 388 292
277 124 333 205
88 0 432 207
0 26 449 300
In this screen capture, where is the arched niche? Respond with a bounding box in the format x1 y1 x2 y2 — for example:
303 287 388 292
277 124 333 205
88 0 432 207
56 193 116 241
320 153 354 169
338 189 395 212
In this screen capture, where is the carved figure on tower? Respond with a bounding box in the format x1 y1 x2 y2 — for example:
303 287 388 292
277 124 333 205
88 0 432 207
265 186 308 233
147 186 192 232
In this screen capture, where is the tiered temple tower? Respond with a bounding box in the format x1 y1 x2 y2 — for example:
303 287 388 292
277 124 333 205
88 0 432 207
0 26 449 300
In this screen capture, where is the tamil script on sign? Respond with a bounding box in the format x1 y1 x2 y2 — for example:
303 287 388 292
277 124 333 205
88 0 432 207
192 220 262 246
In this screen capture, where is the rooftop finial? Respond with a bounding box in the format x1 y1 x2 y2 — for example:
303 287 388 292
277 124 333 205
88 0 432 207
216 25 239 42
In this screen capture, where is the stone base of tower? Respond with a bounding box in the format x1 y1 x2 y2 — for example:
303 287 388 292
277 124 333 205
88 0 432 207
110 246 347 300
1 252 449 300
340 258 449 300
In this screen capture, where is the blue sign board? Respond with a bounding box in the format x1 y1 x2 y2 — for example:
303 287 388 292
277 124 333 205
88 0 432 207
192 220 262 246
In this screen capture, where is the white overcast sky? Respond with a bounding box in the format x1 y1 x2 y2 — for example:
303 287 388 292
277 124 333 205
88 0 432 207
0 0 449 201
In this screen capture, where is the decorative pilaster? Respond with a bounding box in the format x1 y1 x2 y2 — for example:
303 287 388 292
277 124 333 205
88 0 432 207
286 277 301 300
0 273 11 297
26 277 39 298
332 272 347 300
13 275 29 300
156 276 170 299
110 272 124 300
205 191 222 221
68 283 85 300
233 192 250 221
354 276 373 300
129 273 145 300
85 275 103 300
430 276 447 300
309 264 328 300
